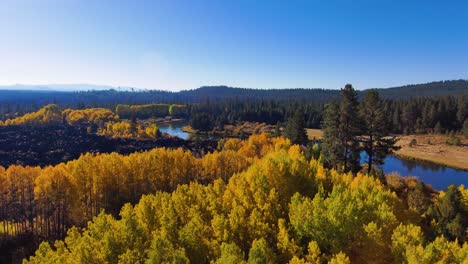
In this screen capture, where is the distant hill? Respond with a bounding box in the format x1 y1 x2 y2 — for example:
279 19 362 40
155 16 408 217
372 80 468 99
0 84 136 92
0 80 466 107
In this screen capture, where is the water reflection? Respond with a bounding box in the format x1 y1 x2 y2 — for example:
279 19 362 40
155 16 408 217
398 157 448 172
158 121 190 140
381 155 467 190
361 152 467 190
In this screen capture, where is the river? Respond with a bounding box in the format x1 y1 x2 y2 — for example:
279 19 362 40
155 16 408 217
380 155 467 190
159 121 190 140
160 122 467 190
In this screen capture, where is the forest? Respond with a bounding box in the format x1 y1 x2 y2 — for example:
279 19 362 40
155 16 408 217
1 80 467 110
1 81 467 135
0 82 466 263
0 133 465 263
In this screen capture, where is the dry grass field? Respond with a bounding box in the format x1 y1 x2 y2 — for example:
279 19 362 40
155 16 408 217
306 129 323 140
395 134 468 170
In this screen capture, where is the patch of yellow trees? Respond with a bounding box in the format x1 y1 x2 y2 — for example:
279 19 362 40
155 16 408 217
4 133 462 263
0 105 163 139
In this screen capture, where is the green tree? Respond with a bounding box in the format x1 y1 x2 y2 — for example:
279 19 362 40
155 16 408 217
284 110 308 145
456 95 466 128
463 119 468 138
360 90 399 174
321 101 343 170
214 243 247 264
273 122 281 137
339 84 362 173
434 121 443 134
247 238 275 264
427 185 467 242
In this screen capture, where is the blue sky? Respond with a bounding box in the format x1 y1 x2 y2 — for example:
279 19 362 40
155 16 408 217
0 0 467 90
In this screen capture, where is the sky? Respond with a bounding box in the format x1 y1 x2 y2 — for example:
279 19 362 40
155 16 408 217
0 0 467 91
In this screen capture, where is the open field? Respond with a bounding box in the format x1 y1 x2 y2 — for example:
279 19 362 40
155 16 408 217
306 128 323 140
395 134 468 170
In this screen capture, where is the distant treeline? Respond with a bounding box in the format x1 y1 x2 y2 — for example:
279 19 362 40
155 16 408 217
384 95 467 134
188 94 467 134
187 98 323 130
1 80 467 113
0 80 467 134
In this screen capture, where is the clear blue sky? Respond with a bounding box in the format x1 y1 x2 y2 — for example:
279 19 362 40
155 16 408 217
1 0 467 90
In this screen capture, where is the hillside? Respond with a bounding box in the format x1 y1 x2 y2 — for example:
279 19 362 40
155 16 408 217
374 80 468 99
0 80 466 108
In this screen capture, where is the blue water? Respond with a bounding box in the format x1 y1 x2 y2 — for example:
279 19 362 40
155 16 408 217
361 152 468 190
159 122 190 140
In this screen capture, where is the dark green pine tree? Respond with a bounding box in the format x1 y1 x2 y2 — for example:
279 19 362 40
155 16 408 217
321 101 344 170
456 95 466 129
284 110 308 145
339 84 362 173
273 121 281 137
463 120 468 139
360 90 399 174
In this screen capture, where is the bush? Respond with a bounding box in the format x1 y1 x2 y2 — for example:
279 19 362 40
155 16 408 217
446 136 461 146
409 138 417 147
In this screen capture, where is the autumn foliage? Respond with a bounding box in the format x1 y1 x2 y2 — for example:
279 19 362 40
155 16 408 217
0 133 462 263
0 104 62 126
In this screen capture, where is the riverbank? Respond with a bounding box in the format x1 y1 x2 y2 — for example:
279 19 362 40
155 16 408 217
395 134 468 171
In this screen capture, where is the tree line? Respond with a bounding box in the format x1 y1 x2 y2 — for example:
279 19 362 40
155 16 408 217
1 90 467 140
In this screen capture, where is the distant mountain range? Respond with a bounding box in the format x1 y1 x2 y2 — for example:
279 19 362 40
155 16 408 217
0 84 139 92
0 80 467 107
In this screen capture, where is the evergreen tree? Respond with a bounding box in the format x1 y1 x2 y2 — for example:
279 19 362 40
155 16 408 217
434 121 442 134
339 84 362 173
463 120 468 138
402 103 416 134
321 101 343 170
456 95 466 129
284 110 308 145
360 90 399 174
273 122 281 137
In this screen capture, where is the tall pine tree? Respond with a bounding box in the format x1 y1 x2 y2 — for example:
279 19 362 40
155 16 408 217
339 84 362 173
321 101 343 170
322 84 361 173
360 90 399 174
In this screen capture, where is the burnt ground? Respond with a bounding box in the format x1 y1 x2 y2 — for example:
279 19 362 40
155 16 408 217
0 125 218 168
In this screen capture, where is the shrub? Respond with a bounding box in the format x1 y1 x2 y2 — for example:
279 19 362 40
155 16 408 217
446 136 461 146
409 138 417 147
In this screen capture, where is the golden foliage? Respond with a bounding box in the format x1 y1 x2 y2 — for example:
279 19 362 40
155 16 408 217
1 133 464 264
1 104 62 126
